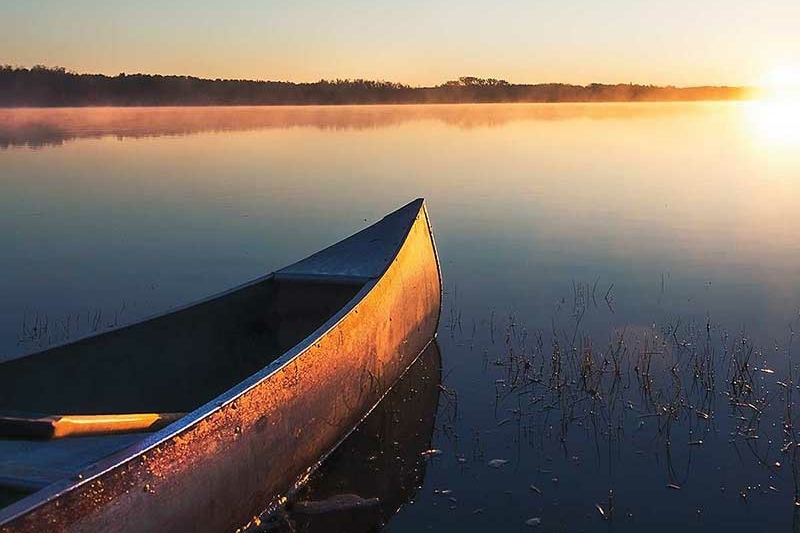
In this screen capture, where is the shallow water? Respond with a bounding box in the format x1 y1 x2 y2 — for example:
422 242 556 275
1 103 799 531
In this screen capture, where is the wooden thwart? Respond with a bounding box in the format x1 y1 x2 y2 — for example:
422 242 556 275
0 413 186 440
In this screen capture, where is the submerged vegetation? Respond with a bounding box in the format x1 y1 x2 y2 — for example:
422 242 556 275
0 66 755 106
404 282 800 530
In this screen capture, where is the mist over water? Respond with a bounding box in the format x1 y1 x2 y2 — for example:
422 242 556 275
1 103 799 531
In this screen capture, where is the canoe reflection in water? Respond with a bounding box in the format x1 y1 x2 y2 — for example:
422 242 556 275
264 341 441 532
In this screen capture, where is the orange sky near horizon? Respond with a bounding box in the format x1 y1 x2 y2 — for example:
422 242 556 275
2 1 799 86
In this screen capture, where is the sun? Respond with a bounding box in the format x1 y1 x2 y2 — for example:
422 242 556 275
742 65 800 148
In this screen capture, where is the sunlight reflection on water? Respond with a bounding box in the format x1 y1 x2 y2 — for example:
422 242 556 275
743 99 800 148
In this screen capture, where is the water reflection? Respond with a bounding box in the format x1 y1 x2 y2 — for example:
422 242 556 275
0 103 711 149
262 341 441 532
2 102 800 530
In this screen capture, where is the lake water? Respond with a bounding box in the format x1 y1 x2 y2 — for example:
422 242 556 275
1 102 800 531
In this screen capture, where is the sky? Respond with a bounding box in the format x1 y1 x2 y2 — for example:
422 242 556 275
2 0 799 86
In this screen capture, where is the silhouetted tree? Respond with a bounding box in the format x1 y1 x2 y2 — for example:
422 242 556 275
0 66 755 107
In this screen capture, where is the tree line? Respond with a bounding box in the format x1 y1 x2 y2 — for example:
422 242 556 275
0 66 755 106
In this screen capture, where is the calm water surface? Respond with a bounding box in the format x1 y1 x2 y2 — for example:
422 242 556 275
2 103 800 531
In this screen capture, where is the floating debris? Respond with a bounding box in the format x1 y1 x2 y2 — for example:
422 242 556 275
529 484 542 494
488 459 509 468
757 368 775 374
524 517 541 527
292 494 380 515
497 418 511 427
472 508 485 514
595 504 606 520
420 449 442 457
667 484 681 490
688 440 704 446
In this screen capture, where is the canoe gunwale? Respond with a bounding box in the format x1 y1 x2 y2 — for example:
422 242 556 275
0 198 438 528
421 201 444 338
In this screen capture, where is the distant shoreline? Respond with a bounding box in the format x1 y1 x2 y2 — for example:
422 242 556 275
0 101 753 110
1 66 757 107
0 100 754 110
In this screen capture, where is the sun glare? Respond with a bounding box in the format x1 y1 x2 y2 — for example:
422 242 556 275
743 65 800 147
760 65 800 101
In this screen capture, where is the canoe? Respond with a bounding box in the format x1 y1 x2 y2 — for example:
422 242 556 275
0 198 442 533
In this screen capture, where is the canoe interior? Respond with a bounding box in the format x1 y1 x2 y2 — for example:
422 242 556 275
0 279 361 415
0 278 361 506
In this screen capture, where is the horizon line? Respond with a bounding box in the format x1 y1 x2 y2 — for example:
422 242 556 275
2 65 756 90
